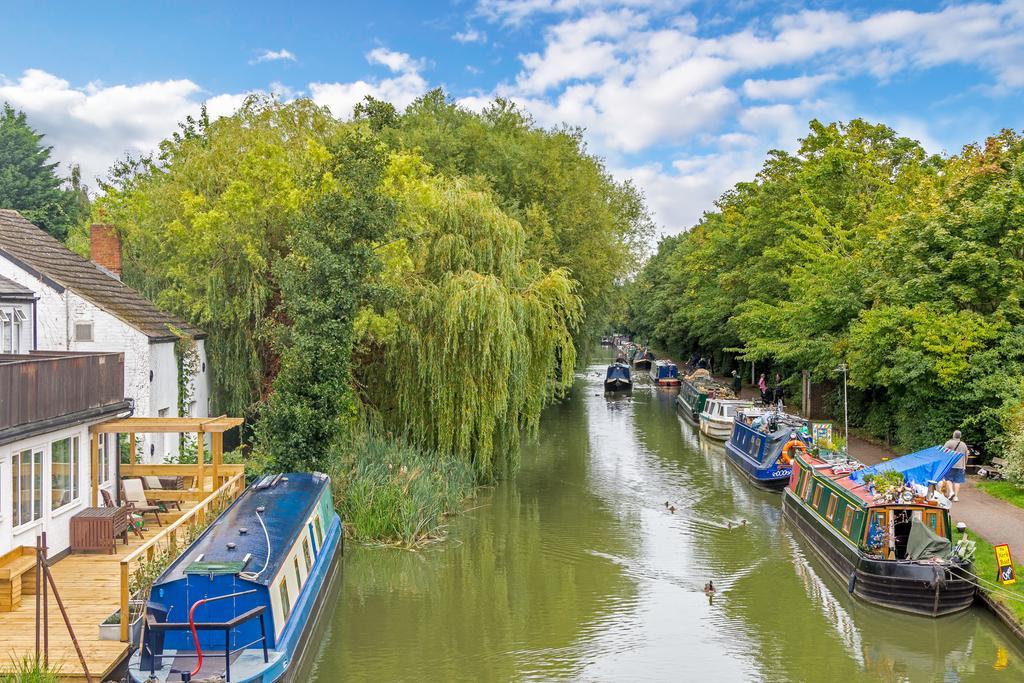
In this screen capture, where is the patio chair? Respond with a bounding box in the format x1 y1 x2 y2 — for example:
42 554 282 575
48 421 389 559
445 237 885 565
121 478 163 527
101 488 145 539
143 476 183 511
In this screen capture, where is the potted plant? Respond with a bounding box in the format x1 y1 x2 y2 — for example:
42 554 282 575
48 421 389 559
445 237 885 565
99 600 145 646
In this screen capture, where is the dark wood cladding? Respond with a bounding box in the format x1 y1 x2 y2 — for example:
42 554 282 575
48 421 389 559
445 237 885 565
0 352 124 430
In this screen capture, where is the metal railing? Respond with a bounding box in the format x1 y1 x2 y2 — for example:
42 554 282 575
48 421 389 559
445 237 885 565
118 471 246 641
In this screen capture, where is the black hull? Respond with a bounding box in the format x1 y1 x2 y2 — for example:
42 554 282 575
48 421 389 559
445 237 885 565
782 490 975 617
632 360 652 371
605 379 632 392
279 533 345 683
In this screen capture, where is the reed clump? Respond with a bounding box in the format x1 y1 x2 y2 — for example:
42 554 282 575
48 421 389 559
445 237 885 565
0 657 60 683
333 432 476 548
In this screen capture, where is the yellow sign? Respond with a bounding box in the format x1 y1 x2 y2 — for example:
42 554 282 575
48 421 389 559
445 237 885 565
995 544 1016 585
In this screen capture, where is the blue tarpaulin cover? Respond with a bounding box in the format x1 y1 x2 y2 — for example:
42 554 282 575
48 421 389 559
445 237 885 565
850 445 964 487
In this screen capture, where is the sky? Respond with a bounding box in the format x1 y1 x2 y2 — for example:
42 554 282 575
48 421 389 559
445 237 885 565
2 0 1024 236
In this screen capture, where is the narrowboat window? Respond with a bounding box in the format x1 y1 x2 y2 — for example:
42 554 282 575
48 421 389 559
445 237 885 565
826 496 838 521
314 515 324 547
795 470 806 496
802 473 813 501
812 485 823 509
924 511 940 534
279 579 291 620
842 507 854 535
302 537 313 572
294 555 303 586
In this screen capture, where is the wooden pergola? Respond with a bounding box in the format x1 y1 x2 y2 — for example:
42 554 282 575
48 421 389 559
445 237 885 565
88 416 244 506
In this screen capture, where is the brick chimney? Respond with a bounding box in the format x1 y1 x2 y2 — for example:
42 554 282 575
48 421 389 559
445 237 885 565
90 224 122 279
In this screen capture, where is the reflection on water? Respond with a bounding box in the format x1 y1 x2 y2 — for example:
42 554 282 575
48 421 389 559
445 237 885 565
313 355 1024 681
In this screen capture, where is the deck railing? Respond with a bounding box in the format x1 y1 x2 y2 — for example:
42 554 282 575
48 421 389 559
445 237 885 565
118 471 246 641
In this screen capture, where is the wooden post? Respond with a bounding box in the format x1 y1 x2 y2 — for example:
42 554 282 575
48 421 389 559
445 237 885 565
212 432 223 490
119 561 130 643
91 434 100 507
197 432 205 492
129 432 136 466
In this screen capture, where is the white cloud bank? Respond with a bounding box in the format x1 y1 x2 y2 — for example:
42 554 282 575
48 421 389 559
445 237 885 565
251 48 297 64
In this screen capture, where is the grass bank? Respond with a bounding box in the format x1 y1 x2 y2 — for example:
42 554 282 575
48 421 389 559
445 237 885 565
0 657 60 683
331 432 477 548
976 480 1024 511
966 530 1024 627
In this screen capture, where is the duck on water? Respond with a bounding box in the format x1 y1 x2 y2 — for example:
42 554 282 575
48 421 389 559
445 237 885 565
130 472 343 683
783 447 976 617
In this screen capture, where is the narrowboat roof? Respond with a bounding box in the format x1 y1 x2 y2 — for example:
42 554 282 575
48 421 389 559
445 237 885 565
850 446 963 488
796 451 952 510
155 472 330 587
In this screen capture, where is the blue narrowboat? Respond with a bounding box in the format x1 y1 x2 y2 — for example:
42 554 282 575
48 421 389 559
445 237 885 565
649 360 680 386
724 409 809 490
605 360 632 392
129 472 343 683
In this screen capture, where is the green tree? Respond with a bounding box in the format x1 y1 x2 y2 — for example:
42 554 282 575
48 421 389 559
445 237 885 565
0 103 86 240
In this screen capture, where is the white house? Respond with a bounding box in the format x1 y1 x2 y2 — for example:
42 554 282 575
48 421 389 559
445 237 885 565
0 210 211 462
0 275 35 354
0 351 130 557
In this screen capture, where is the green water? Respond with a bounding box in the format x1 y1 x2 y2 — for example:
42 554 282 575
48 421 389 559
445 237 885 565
311 356 1024 682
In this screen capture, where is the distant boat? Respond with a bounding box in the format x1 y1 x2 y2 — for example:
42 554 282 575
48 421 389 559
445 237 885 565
131 472 342 683
724 408 808 489
699 398 754 441
632 349 655 371
649 360 680 386
605 360 632 392
783 447 976 617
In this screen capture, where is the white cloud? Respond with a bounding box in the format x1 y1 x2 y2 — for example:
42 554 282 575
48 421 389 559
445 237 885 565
453 28 487 43
251 49 297 64
367 48 425 74
742 74 835 100
310 47 429 118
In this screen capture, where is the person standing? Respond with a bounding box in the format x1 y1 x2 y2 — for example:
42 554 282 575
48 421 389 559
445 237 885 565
758 373 769 405
942 430 970 502
731 369 742 395
773 373 784 407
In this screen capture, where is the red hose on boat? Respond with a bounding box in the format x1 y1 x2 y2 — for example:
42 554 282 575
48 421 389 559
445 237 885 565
188 597 210 678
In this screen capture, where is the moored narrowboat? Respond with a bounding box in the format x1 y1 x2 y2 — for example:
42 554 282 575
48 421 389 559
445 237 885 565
632 349 655 371
649 360 680 386
724 408 808 489
605 360 632 392
130 472 343 683
782 447 976 617
699 398 754 441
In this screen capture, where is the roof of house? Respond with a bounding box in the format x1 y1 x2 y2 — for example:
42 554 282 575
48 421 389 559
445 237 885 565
0 209 205 341
0 273 36 299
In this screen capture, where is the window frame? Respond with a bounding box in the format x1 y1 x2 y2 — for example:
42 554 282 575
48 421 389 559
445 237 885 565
842 507 855 535
302 537 313 572
74 321 94 342
12 446 43 528
826 495 838 522
314 514 324 547
0 309 12 353
50 435 81 512
278 579 291 621
812 485 823 509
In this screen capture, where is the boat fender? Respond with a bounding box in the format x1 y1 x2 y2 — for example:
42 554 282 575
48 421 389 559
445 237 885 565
847 572 857 594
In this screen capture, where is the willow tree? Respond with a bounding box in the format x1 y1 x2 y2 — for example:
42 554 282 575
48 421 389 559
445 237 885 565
360 155 582 481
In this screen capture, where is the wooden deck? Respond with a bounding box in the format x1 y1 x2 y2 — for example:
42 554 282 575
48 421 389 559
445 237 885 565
0 526 159 682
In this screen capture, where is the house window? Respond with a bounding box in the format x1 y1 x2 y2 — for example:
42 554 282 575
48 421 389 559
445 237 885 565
74 321 94 342
97 434 111 484
302 537 313 572
0 310 11 353
12 448 42 527
812 485 823 509
12 308 25 353
826 496 838 522
278 579 291 620
51 436 80 510
842 507 855 535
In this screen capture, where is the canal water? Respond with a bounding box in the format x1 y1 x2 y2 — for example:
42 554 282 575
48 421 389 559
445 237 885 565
312 355 1024 681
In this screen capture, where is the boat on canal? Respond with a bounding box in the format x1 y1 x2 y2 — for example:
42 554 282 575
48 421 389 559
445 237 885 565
649 360 680 386
130 472 343 683
782 447 976 617
604 359 632 392
724 408 809 490
632 349 655 371
699 398 754 441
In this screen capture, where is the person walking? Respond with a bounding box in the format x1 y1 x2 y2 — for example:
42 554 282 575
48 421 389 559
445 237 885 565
757 373 769 405
942 430 970 502
731 369 742 395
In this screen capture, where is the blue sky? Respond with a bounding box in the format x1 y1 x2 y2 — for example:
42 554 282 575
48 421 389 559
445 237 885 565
2 0 1023 234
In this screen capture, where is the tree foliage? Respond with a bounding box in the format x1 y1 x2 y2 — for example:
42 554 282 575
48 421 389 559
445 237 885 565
629 120 1024 460
0 102 88 240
